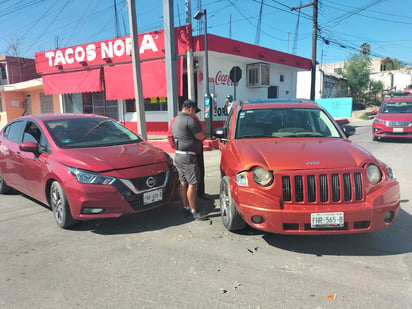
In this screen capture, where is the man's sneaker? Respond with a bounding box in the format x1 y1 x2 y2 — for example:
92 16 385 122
192 211 208 221
183 206 192 216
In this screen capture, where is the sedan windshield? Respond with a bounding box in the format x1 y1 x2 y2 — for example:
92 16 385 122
235 108 341 139
44 117 143 148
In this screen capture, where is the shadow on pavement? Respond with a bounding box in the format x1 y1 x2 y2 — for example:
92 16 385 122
72 194 221 235
72 201 194 235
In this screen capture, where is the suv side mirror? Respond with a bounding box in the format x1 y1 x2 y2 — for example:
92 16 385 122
214 127 227 139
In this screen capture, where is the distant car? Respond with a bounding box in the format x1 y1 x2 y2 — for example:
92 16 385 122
0 114 178 228
372 96 412 141
214 99 400 235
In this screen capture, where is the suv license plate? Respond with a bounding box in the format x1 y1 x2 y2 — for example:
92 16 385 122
143 189 163 205
311 212 344 228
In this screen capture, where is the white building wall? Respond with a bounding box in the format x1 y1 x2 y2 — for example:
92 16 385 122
296 70 323 100
370 70 412 93
393 72 411 92
195 51 303 122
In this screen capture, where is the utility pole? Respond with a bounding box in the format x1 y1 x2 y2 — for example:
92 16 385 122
127 0 147 139
186 0 195 100
163 0 179 122
291 0 318 101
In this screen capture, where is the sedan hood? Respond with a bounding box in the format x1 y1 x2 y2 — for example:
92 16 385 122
376 113 412 121
232 138 376 171
54 142 166 172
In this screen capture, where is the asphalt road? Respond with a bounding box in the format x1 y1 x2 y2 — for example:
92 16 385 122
1 119 411 308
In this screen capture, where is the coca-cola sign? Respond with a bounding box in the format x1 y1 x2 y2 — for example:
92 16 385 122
215 70 238 86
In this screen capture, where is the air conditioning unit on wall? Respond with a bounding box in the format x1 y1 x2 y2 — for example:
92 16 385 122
247 62 270 88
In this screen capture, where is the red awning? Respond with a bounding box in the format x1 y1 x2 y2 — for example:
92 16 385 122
104 58 182 100
104 60 165 100
42 68 103 95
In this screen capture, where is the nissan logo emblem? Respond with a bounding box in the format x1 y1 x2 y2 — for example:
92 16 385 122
146 176 156 188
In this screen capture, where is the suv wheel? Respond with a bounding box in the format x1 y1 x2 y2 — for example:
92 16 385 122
219 176 246 231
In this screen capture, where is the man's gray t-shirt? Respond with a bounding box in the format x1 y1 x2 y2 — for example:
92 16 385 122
171 112 202 153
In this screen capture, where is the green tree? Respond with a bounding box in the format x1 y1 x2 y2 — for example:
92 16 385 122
343 54 371 104
369 80 384 102
386 59 406 70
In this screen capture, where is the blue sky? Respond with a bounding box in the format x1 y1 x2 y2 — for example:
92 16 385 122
1 0 411 65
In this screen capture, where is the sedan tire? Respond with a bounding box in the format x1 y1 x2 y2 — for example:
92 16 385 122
0 171 12 194
220 176 246 231
50 181 77 229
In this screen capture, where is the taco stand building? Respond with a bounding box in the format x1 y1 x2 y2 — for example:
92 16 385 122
0 26 311 134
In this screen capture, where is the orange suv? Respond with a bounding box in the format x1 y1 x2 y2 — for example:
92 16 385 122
214 99 400 235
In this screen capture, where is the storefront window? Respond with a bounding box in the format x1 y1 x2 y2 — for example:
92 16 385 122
39 93 52 114
64 93 83 113
125 97 168 112
63 92 119 120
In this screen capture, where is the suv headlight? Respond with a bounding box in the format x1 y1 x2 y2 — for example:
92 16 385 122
252 167 274 186
67 167 116 185
373 118 384 124
366 164 382 184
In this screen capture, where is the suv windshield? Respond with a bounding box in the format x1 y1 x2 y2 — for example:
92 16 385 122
235 108 341 139
44 117 143 148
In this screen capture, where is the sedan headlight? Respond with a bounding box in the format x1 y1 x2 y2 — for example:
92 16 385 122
252 167 274 187
163 152 174 168
67 167 116 185
366 164 382 184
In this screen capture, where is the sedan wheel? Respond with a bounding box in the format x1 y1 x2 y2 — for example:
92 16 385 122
50 181 77 229
0 171 12 194
219 176 246 231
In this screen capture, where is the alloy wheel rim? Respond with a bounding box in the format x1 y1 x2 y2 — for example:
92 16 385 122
52 186 63 224
220 181 229 221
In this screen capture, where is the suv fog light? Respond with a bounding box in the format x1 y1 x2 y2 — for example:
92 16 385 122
82 207 104 214
251 215 264 224
384 211 395 223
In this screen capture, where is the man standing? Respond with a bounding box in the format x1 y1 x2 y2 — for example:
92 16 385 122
224 94 234 115
171 100 207 220
167 111 208 201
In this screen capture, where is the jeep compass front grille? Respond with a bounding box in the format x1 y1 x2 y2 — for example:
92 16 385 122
282 171 363 204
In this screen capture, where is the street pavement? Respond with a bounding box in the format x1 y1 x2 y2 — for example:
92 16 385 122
1 118 411 308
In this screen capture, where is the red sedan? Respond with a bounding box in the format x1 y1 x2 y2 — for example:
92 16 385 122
0 114 178 228
372 96 412 140
214 99 400 235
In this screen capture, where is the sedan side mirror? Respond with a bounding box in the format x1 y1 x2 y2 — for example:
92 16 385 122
19 141 40 155
341 125 356 137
